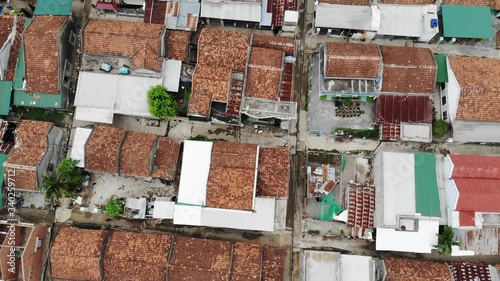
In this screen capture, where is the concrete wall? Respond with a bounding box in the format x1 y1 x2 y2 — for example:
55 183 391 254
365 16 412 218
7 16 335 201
21 225 48 281
37 126 64 188
57 18 78 108
445 57 460 122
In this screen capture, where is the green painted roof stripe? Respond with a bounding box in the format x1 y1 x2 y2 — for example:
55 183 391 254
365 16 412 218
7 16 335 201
434 54 448 83
34 0 72 15
414 153 441 217
0 154 8 208
0 81 13 115
442 5 493 39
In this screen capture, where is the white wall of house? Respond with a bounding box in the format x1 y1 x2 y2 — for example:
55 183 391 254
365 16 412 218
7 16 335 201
445 57 460 122
451 120 500 143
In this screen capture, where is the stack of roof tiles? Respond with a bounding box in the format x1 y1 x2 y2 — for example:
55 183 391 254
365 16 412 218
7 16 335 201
206 142 258 211
325 42 381 79
24 16 67 94
3 120 54 190
83 19 164 71
347 184 375 234
0 16 25 81
448 56 500 122
380 46 436 94
50 228 288 281
448 262 493 281
85 125 180 180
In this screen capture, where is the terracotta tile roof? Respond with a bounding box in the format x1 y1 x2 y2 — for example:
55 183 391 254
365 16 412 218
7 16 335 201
3 120 54 190
447 262 492 281
494 1 500 12
197 28 250 72
384 257 452 281
261 247 287 281
379 0 434 4
318 0 369 4
270 0 297 26
443 0 488 5
24 16 66 94
165 30 191 62
497 31 500 49
168 237 232 280
119 131 157 177
189 65 232 116
347 184 375 232
245 47 283 101
152 137 181 181
50 227 107 281
104 231 172 281
325 42 381 78
16 120 53 149
376 95 434 124
144 0 167 24
257 147 290 198
252 34 295 56
83 19 164 71
231 243 262 280
0 16 25 81
380 46 436 94
85 125 127 174
206 142 258 211
449 56 500 122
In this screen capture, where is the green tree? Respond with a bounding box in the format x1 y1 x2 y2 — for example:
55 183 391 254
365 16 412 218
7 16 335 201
41 159 83 204
432 120 449 138
434 226 460 255
147 85 177 118
104 199 124 217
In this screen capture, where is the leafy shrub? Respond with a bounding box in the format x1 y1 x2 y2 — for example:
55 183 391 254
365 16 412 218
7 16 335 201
432 120 449 138
147 85 177 118
343 99 354 107
105 199 124 217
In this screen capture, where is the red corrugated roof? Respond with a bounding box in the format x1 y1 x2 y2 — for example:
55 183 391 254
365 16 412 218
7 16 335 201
376 95 433 125
454 179 500 212
449 154 500 179
459 211 476 227
144 0 167 24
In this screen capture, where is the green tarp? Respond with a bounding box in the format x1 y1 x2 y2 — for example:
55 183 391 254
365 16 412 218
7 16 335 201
0 81 12 115
0 154 8 208
442 5 494 39
414 153 441 217
317 191 343 221
434 54 448 83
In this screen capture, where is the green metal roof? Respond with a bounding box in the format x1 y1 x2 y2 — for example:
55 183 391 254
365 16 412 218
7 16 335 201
414 153 441 217
13 31 63 109
34 0 72 15
0 154 8 208
442 5 494 39
0 81 13 115
434 54 448 83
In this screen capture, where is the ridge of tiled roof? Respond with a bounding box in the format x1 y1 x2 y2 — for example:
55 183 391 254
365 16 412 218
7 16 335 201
326 42 381 79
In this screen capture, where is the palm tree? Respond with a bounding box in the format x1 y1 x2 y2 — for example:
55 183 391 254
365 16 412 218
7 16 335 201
435 226 461 255
41 159 83 204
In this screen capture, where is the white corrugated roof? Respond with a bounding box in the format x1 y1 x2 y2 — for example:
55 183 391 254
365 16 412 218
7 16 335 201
162 60 182 92
303 250 341 281
315 4 379 31
152 199 175 219
400 123 432 143
177 140 212 206
201 1 261 22
376 152 416 227
340 255 373 281
378 4 438 38
69 128 93 168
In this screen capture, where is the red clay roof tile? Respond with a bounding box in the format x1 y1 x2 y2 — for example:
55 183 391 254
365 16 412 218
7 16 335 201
380 46 436 94
206 142 258 211
449 56 500 122
261 247 287 281
165 30 191 62
257 147 290 198
384 257 452 281
152 137 181 181
0 16 25 81
85 125 127 174
24 16 66 94
245 47 283 101
447 262 492 281
252 34 295 56
83 19 164 71
50 227 107 281
443 0 488 5
326 42 381 78
119 131 157 177
104 231 172 281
